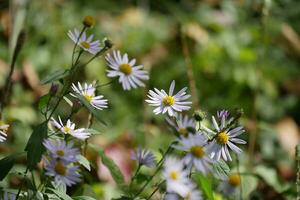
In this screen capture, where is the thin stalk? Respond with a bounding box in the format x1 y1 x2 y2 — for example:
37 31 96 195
145 180 165 200
134 144 173 197
236 156 243 200
71 27 86 66
16 167 29 199
296 145 300 199
180 27 199 110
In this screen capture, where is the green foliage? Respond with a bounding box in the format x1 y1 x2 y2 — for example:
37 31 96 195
193 174 214 200
25 121 48 170
41 69 70 85
77 155 91 171
212 160 230 179
97 148 125 186
0 153 20 180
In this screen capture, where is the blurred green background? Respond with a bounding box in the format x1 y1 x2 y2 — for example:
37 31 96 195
1 0 300 199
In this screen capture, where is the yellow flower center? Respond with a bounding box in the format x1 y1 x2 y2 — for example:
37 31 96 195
55 161 67 175
119 63 132 75
228 174 241 187
83 16 96 27
80 41 90 49
63 127 71 133
56 150 65 157
162 96 175 106
170 170 178 180
190 145 205 158
84 95 93 102
179 128 188 137
216 131 229 145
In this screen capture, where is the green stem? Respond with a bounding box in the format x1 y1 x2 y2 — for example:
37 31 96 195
145 180 165 200
71 27 86 66
134 144 173 197
16 167 29 199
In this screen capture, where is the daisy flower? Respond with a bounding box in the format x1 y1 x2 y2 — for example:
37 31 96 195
131 147 156 168
218 173 241 195
43 139 79 163
71 82 108 110
44 158 81 187
68 28 101 55
167 114 195 137
0 121 9 142
209 113 246 161
146 80 192 117
173 134 212 174
51 116 90 140
105 50 149 90
162 156 191 197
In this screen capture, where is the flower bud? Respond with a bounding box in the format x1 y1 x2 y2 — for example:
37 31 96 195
104 39 113 49
83 16 96 28
193 110 206 122
50 84 59 96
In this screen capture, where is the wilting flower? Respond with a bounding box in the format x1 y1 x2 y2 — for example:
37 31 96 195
209 114 246 161
68 29 101 55
162 156 191 197
174 134 212 174
131 147 156 168
146 80 192 117
44 158 81 187
71 82 108 110
105 50 149 90
51 116 90 140
43 139 79 163
218 173 242 195
167 114 195 137
0 121 9 142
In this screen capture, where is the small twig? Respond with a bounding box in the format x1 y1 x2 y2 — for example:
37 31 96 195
180 26 199 110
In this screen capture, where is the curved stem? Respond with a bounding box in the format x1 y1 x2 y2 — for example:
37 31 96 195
134 143 173 198
145 180 165 200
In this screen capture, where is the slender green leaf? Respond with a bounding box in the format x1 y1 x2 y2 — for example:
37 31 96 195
193 174 214 200
25 121 48 170
38 94 51 113
48 188 73 200
212 160 230 179
0 153 19 180
41 69 69 85
85 128 101 135
77 155 91 171
73 196 97 200
97 148 124 185
75 95 107 125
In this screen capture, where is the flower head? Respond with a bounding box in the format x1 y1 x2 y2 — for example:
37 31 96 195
68 29 101 54
0 121 9 142
44 158 81 187
146 80 192 117
218 173 242 195
174 134 212 174
51 116 91 140
167 114 195 137
105 50 149 90
209 113 246 161
131 147 156 168
43 139 79 163
71 82 108 110
162 156 191 197
83 16 96 27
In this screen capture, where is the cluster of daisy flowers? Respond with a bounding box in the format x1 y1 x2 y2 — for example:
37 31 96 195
43 139 81 187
